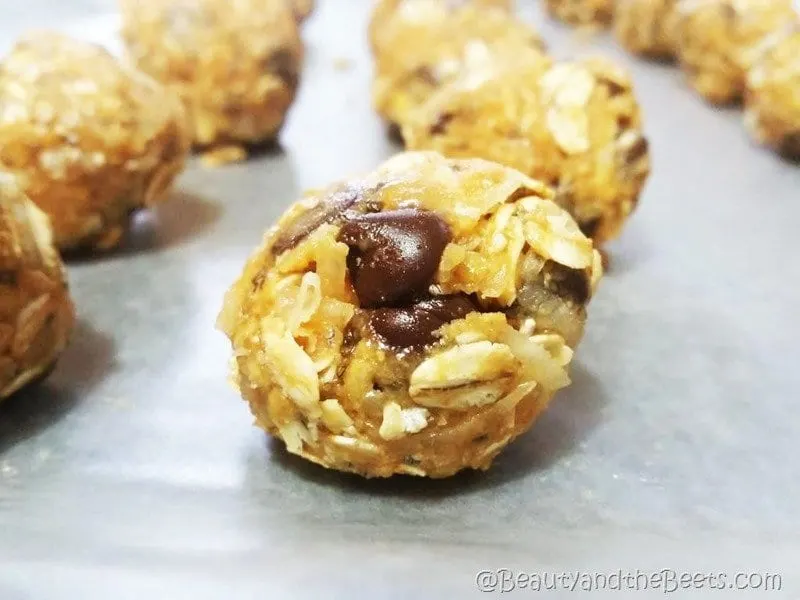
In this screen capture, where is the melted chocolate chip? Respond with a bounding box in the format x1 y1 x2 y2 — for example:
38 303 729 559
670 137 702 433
578 216 602 239
271 188 361 256
251 270 266 291
387 122 403 143
548 265 590 304
429 112 454 135
625 136 649 164
0 270 17 286
264 48 299 90
414 65 439 86
337 209 451 308
780 131 800 161
368 295 477 349
601 77 627 97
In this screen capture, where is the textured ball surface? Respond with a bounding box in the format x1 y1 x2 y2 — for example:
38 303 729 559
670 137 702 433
0 174 74 400
121 0 303 152
371 3 546 129
218 152 603 478
0 33 189 251
403 56 650 244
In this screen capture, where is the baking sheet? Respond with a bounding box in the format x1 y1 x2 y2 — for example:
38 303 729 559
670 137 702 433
1 1 799 598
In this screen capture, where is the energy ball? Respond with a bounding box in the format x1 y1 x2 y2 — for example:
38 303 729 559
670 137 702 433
121 0 303 154
745 25 800 160
0 33 189 251
218 152 603 478
674 0 798 105
291 0 315 23
0 174 74 400
403 57 650 244
544 0 613 26
369 0 513 53
614 0 679 59
372 4 547 129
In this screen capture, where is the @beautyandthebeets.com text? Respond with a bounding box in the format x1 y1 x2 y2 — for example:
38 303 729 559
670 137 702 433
475 568 783 593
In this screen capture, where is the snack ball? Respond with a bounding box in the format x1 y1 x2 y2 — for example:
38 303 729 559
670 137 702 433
0 173 74 400
121 0 303 153
403 56 650 244
372 4 546 129
218 152 603 478
0 32 189 251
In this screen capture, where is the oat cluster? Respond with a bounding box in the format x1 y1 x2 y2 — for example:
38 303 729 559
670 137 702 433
121 0 306 161
218 152 602 478
370 0 650 244
0 174 74 400
0 32 190 251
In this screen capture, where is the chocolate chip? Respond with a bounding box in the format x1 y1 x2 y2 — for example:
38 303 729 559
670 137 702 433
548 265 590 304
780 131 800 161
387 121 403 142
368 295 477 349
601 78 627 97
624 135 649 165
578 216 602 239
429 112 454 135
414 65 438 86
271 188 361 256
264 48 299 90
0 270 17 286
251 270 266 291
337 209 451 308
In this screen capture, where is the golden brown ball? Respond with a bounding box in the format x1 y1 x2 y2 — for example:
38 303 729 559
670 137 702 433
0 32 189 251
0 173 74 400
218 152 603 478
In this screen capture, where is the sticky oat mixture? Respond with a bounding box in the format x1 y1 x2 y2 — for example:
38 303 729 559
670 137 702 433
0 173 74 400
218 152 602 478
0 32 189 251
402 56 650 244
371 3 547 129
121 0 303 155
